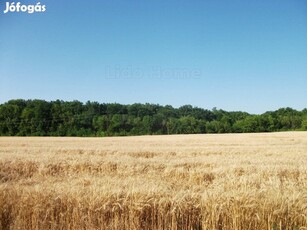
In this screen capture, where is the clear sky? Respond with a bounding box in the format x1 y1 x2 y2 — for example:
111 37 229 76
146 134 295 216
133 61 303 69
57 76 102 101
0 0 306 114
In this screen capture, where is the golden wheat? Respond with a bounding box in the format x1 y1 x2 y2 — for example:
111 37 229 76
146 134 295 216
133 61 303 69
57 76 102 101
0 132 307 229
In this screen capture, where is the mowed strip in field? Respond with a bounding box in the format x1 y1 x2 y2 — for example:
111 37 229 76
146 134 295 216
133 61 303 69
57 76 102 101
0 132 307 229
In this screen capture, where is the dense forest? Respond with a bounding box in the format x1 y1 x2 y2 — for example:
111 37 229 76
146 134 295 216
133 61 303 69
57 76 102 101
0 99 306 136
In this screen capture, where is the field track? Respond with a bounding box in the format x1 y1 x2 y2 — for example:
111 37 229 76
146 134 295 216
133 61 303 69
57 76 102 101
0 132 307 229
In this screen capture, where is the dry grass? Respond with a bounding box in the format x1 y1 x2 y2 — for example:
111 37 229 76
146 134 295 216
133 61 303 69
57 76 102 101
0 132 307 229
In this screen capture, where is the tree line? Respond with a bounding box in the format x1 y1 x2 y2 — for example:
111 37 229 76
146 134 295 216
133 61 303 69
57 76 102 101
0 99 306 136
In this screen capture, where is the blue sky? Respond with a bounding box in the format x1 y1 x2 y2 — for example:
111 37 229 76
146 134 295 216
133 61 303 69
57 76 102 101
0 0 306 114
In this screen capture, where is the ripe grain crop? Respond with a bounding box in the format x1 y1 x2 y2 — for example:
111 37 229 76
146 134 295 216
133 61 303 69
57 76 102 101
0 132 307 229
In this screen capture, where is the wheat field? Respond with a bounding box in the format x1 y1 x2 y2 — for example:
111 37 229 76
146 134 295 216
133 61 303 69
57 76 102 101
0 132 307 229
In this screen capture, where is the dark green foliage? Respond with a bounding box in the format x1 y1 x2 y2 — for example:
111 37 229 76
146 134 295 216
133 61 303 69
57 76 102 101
0 99 305 136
